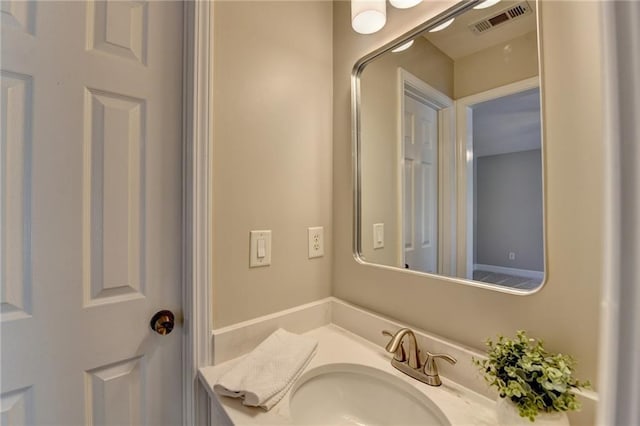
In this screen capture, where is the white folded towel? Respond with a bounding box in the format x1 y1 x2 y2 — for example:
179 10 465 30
213 328 318 410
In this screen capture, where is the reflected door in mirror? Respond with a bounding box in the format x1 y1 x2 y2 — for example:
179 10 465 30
403 94 438 273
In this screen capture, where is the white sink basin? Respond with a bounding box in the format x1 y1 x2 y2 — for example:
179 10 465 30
289 363 451 425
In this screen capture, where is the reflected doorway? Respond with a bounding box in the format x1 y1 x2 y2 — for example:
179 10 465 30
458 81 544 289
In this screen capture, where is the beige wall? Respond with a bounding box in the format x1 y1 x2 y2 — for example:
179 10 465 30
360 37 453 267
211 1 604 417
454 31 539 98
212 1 333 327
333 0 604 403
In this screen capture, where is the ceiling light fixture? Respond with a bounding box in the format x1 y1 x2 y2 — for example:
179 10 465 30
428 17 454 32
351 0 387 34
473 0 501 10
391 40 415 52
389 0 423 9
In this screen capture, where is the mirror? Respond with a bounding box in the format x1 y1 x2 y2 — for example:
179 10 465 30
354 0 544 292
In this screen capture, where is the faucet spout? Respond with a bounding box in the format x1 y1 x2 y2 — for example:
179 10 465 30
382 327 457 387
384 328 420 369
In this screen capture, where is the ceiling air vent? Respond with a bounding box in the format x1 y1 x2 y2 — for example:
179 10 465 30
469 1 532 35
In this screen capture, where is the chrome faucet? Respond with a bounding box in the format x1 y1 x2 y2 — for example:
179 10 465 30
382 328 457 387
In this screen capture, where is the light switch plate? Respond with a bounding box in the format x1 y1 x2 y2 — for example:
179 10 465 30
373 223 384 249
249 230 271 267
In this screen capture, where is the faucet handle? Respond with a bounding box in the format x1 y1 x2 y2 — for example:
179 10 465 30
382 330 406 362
423 352 457 386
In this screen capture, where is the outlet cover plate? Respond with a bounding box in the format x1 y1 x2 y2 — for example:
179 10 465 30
308 226 324 258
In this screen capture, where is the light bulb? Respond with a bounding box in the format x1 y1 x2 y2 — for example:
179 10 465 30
473 0 501 10
389 0 423 9
428 18 454 33
351 0 387 34
392 40 415 53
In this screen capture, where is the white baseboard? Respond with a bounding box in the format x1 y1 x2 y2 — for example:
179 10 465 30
474 263 544 281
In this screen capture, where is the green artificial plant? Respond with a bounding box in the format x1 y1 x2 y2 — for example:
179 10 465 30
473 330 590 422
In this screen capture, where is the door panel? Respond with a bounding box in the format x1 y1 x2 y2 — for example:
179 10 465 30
84 88 146 307
1 2 183 424
403 94 438 273
1 70 32 323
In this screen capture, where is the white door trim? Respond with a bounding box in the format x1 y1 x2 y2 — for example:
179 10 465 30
183 1 213 425
455 76 540 279
397 68 455 274
598 0 640 424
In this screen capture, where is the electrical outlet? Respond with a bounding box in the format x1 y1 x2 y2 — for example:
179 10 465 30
508 252 516 260
308 226 324 258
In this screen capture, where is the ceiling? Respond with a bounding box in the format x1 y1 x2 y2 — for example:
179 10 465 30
424 0 537 60
424 0 541 157
472 87 541 157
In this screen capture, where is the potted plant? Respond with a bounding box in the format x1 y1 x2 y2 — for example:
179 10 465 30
473 331 590 424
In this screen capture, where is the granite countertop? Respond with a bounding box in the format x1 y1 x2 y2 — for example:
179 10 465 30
198 324 497 425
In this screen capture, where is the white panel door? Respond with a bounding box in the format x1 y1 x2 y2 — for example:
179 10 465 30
403 94 438 273
1 1 183 424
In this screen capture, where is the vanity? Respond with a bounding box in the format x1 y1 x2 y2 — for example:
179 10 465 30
200 324 495 425
199 298 495 425
198 298 596 425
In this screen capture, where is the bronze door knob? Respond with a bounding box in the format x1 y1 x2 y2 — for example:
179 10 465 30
150 310 175 335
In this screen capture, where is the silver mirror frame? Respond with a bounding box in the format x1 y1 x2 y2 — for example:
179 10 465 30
351 0 547 295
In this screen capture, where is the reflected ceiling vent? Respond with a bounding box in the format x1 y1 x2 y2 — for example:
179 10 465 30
469 1 532 35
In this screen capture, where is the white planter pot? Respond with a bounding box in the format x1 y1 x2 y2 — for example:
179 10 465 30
495 397 570 425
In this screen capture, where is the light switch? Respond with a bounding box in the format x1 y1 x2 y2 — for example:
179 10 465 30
250 230 271 267
373 223 384 249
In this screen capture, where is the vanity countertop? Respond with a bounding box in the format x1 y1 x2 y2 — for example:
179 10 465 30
198 324 497 425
